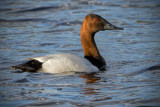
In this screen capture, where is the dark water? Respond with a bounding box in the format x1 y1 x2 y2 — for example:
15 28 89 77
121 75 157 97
0 0 160 107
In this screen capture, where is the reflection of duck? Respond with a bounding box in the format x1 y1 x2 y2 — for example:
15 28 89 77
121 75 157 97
79 73 112 101
13 14 123 73
79 73 101 84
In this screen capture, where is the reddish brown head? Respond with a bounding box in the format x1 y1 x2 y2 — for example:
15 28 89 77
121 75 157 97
81 14 123 34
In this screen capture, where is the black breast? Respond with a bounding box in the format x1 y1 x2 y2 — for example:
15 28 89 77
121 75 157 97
84 56 106 71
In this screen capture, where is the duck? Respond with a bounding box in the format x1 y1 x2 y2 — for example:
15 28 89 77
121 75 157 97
12 14 123 73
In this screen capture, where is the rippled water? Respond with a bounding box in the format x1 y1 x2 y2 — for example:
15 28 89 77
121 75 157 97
0 0 160 107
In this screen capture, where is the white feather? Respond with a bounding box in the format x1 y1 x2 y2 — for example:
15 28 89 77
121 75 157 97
29 53 98 73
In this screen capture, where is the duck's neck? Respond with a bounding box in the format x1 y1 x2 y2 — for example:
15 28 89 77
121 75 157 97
81 31 106 70
81 32 100 57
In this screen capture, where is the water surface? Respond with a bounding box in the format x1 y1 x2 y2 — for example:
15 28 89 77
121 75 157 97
0 0 160 107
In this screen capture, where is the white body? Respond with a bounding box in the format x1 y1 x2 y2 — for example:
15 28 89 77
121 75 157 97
28 53 98 74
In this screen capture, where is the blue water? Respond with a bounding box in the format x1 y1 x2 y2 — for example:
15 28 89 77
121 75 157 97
0 0 160 106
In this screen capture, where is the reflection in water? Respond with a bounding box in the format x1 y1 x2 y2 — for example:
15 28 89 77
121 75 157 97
80 73 101 96
82 87 100 95
79 73 112 102
79 73 100 84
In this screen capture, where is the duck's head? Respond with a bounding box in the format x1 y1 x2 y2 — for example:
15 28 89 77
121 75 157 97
81 14 124 34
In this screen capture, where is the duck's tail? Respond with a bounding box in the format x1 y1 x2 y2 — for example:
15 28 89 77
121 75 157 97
12 60 42 72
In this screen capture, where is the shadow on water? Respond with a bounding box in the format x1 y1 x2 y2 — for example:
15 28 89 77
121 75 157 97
126 63 160 76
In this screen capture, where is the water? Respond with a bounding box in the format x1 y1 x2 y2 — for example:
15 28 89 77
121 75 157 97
0 0 160 106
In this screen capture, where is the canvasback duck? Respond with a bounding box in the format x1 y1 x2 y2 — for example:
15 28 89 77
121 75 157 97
13 14 123 73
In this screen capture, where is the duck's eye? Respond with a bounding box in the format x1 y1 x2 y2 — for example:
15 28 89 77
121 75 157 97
94 18 99 22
